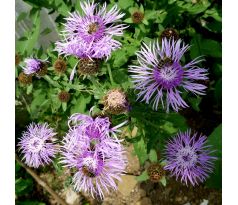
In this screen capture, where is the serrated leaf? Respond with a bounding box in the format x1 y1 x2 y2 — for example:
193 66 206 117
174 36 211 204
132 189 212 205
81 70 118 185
133 137 148 165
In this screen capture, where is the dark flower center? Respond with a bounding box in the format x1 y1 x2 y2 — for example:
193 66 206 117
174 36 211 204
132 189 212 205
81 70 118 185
153 59 184 89
132 11 144 24
161 28 179 41
88 22 99 34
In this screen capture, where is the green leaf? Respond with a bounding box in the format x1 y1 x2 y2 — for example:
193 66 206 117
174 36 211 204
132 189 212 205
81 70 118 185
188 96 201 112
18 201 45 205
15 177 33 195
62 102 67 112
70 94 91 114
206 124 222 189
118 0 134 9
136 170 149 182
55 0 70 16
40 28 52 36
159 176 167 186
124 18 133 23
24 11 41 55
190 34 221 58
113 49 127 67
148 149 158 163
26 84 33 95
17 12 27 22
203 8 222 22
176 0 211 15
133 137 148 165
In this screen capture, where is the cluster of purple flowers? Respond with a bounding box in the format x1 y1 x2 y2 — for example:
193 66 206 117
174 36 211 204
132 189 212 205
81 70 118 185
17 0 218 200
18 110 127 199
61 112 127 199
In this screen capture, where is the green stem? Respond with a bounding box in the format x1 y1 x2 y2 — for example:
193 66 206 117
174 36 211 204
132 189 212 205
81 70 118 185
107 64 115 86
43 75 61 89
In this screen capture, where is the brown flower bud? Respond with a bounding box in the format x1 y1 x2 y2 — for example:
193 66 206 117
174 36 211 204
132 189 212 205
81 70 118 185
132 11 144 24
78 58 100 75
54 58 67 74
161 28 179 41
18 72 32 85
147 164 165 183
103 89 128 115
58 91 71 102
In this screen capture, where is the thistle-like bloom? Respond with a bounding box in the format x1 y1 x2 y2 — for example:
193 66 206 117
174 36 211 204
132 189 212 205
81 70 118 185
18 123 58 168
129 38 208 112
102 89 129 115
61 111 127 199
163 130 216 186
22 58 47 75
55 1 127 60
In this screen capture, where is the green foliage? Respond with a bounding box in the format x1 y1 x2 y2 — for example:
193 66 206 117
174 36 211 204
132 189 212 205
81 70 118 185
136 170 149 182
16 0 222 201
148 149 158 163
206 124 222 189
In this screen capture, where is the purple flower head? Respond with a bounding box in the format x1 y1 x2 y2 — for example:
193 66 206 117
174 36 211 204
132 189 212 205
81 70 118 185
72 149 126 199
61 110 127 199
18 123 58 168
129 38 208 112
55 1 127 60
163 130 217 186
67 111 127 155
23 58 44 75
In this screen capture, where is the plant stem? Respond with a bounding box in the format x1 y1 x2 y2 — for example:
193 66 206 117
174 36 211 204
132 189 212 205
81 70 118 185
107 64 115 86
43 75 61 89
15 155 68 205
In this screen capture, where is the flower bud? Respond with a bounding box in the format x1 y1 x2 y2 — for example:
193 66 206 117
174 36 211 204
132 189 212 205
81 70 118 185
147 163 165 183
161 28 179 41
78 58 100 75
54 58 67 74
18 72 32 85
58 91 71 102
132 11 144 24
103 89 128 115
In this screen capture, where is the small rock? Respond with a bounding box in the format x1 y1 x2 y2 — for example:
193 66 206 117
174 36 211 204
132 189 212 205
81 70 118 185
136 197 152 205
64 187 81 205
118 175 138 197
125 145 140 175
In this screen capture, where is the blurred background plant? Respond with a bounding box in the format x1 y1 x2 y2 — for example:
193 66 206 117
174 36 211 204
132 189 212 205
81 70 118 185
15 0 221 204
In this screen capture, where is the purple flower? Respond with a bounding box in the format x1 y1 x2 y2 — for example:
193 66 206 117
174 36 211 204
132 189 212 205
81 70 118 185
163 130 216 186
129 38 208 112
18 123 58 168
61 111 127 199
22 58 45 75
55 1 127 60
